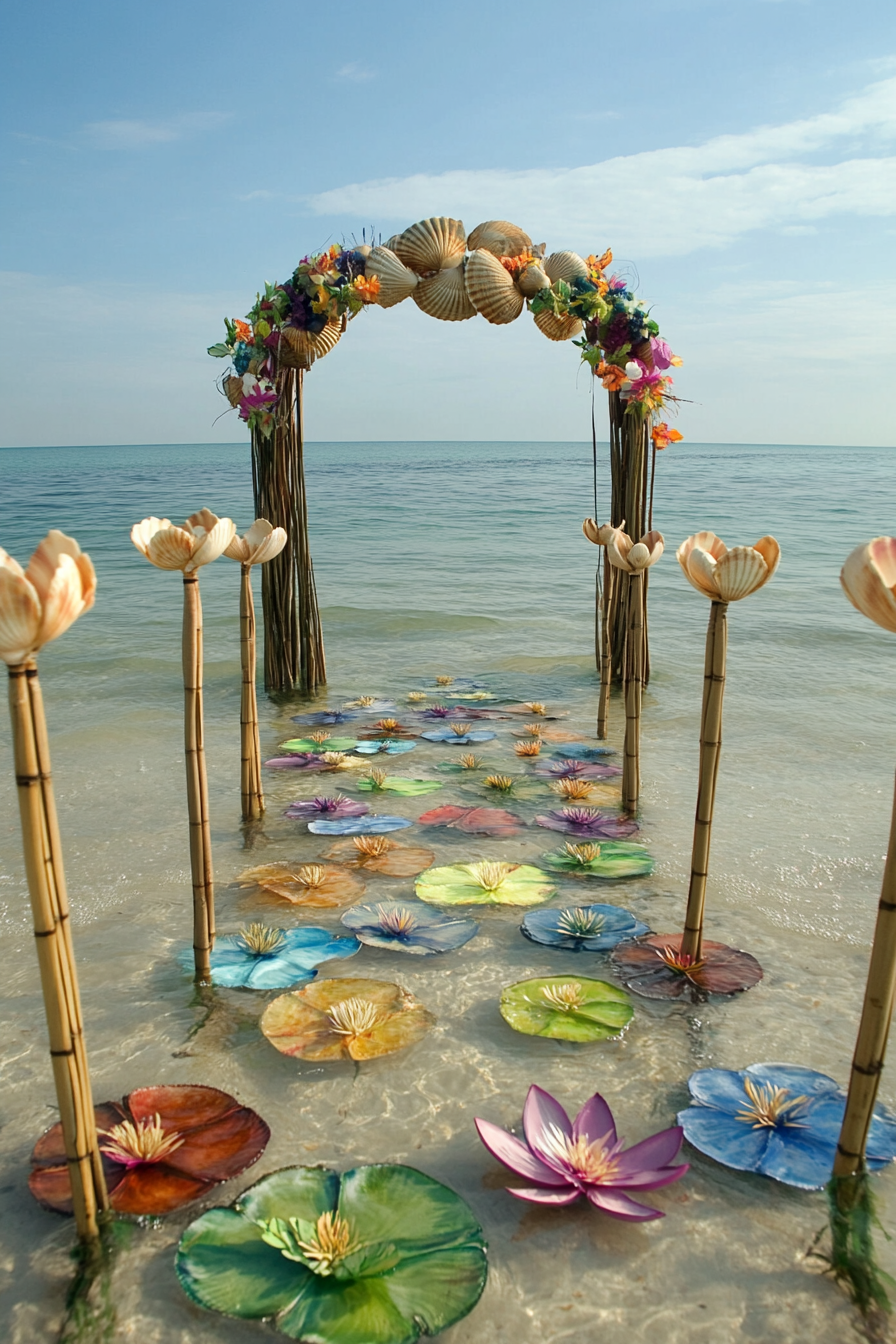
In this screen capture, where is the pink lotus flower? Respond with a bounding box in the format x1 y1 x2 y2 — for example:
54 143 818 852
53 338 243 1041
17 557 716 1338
475 1085 687 1221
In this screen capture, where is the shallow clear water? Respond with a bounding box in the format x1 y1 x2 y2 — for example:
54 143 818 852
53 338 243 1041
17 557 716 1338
1 439 896 1342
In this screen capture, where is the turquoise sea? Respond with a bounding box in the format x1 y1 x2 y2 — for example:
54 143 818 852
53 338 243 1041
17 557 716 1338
2 439 896 1342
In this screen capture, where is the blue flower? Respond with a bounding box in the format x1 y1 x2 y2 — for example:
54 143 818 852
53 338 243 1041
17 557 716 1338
308 815 413 835
341 901 479 955
355 739 416 755
552 744 618 761
677 1063 896 1190
421 728 496 745
521 903 649 951
291 710 360 726
178 925 360 990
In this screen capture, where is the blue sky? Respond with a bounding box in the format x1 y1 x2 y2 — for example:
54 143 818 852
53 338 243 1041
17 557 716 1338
2 0 894 447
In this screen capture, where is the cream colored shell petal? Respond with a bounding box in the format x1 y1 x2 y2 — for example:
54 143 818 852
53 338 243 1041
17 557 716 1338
130 517 173 560
627 533 664 571
677 531 728 568
0 565 41 664
185 507 221 537
683 546 721 598
249 526 287 566
606 529 635 571
185 516 236 570
582 519 623 547
225 518 283 564
0 546 27 581
841 539 896 634
713 546 771 601
24 531 83 604
35 553 91 648
752 535 781 581
145 526 196 570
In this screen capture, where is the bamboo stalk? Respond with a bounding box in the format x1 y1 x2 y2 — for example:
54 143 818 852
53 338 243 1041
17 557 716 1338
597 555 615 739
8 662 108 1241
182 575 214 978
622 572 645 812
239 564 264 821
681 599 728 961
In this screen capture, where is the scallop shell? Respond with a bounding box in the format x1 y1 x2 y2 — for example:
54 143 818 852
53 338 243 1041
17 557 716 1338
544 251 589 283
467 220 532 258
517 263 550 297
464 249 525 325
392 217 466 275
364 246 418 308
533 310 583 342
225 376 243 407
714 547 770 602
278 321 342 371
384 234 403 252
413 264 476 322
355 244 372 258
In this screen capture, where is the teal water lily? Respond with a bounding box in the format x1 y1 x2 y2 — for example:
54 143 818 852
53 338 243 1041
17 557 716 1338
355 740 416 756
538 841 654 879
175 1163 488 1344
177 924 360 989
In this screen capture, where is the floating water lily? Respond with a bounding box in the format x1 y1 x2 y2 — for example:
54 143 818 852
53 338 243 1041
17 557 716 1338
414 704 497 721
261 977 435 1061
342 697 396 711
538 840 654 879
264 752 327 771
418 804 525 836
355 769 443 797
279 736 359 754
514 741 542 757
358 718 418 740
418 677 488 692
30 1084 269 1217
475 1085 687 1219
536 759 622 781
175 1163 488 1343
522 903 650 951
512 725 581 742
342 901 479 955
283 795 369 819
291 710 360 726
177 923 360 989
469 774 546 802
435 754 486 773
421 726 497 744
308 815 413 836
611 933 763 999
320 836 436 877
503 703 567 719
416 861 556 907
354 739 416 755
554 744 618 761
500 976 634 1041
318 752 369 772
548 778 620 805
238 862 366 908
677 1064 896 1190
535 807 639 839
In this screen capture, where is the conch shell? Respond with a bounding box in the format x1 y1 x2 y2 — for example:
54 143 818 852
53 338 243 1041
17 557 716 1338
841 538 896 633
225 519 287 567
0 531 96 666
465 249 524 325
467 220 532 258
278 321 341 370
544 251 589 283
517 263 550 297
677 532 780 602
534 310 583 342
392 217 466 275
364 247 418 308
413 263 476 321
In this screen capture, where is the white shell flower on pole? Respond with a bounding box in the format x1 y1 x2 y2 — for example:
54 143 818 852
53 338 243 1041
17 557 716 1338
841 537 896 633
224 518 287 567
130 509 236 572
0 531 96 665
602 526 665 573
676 531 779 602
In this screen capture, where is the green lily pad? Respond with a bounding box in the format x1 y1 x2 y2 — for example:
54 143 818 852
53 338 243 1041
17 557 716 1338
176 1163 488 1344
499 975 634 1041
280 737 359 754
464 774 548 802
538 840 655 879
355 775 443 797
415 861 556 907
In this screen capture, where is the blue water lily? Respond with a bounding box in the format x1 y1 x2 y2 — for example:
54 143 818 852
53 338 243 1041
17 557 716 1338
677 1063 896 1190
521 903 650 951
178 924 360 989
355 739 416 755
291 710 360 726
308 815 414 835
421 728 496 745
341 901 479 955
553 744 618 761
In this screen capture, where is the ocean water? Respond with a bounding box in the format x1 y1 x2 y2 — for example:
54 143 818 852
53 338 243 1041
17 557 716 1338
1 439 896 1343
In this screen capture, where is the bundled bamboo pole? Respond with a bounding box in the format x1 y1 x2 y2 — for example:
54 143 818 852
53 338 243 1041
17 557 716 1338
597 556 615 738
131 510 235 978
1 531 107 1241
224 521 287 821
622 571 646 811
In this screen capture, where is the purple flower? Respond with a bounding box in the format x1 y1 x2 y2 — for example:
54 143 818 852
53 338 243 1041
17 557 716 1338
414 705 495 721
475 1085 687 1222
650 337 674 370
263 753 324 771
534 808 639 839
283 795 369 819
534 759 622 781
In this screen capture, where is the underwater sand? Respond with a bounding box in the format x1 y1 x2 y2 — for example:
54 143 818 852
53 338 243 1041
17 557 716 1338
1 440 896 1342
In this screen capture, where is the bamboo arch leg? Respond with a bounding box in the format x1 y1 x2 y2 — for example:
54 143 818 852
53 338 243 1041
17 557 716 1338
622 573 644 812
597 558 615 740
182 576 214 978
240 564 264 821
8 663 108 1241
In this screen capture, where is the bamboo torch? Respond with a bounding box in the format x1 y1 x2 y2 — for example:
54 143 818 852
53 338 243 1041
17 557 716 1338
224 521 287 821
131 510 235 979
0 531 108 1241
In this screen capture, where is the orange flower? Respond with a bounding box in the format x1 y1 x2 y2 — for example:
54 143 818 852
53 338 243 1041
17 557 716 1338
596 361 628 391
233 319 253 344
586 249 613 283
500 252 534 277
353 274 381 303
651 422 683 450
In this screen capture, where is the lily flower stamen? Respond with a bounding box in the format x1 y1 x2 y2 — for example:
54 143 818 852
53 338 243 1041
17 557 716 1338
327 996 385 1037
557 907 605 937
100 1114 184 1168
238 923 287 956
735 1078 810 1129
470 861 516 891
540 981 586 1011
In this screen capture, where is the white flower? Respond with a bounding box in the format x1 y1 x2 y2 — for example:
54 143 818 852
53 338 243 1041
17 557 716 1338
225 518 288 566
131 509 236 573
0 531 96 665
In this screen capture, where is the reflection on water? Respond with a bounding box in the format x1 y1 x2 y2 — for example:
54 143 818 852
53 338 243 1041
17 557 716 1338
1 440 896 1341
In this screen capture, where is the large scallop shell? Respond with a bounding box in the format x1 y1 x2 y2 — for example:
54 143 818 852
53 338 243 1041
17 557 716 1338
392 217 466 275
364 246 418 308
517 263 550 297
413 264 476 322
225 375 244 407
465 249 525 325
467 220 532 258
544 251 589 283
533 309 583 342
278 321 342 371
714 547 771 602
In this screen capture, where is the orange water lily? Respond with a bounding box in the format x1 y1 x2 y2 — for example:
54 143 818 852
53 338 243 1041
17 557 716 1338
131 509 236 573
0 531 96 665
841 537 896 634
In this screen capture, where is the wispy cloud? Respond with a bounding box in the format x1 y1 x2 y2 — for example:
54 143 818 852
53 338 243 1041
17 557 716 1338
83 111 230 150
308 75 896 255
336 62 375 82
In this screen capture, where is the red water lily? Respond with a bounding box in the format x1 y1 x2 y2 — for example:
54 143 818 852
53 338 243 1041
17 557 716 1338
29 1084 270 1217
417 804 525 837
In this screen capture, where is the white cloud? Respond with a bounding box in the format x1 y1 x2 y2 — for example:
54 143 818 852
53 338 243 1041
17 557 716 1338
83 112 230 150
336 62 375 82
307 76 896 255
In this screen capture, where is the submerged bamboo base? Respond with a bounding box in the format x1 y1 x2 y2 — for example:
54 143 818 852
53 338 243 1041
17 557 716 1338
183 576 214 978
8 661 108 1241
240 565 264 822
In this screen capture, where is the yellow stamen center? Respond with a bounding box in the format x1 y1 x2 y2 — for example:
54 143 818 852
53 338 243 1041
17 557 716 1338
366 768 388 788
353 835 392 857
552 778 595 801
297 864 326 888
735 1077 810 1129
258 1211 360 1276
539 1124 623 1182
523 724 543 737
238 922 287 955
515 741 541 756
523 702 547 715
565 842 600 863
557 907 604 936
327 996 385 1037
100 1114 184 1167
450 723 473 736
354 696 375 706
541 981 586 1011
309 730 331 743
469 860 516 891
376 904 418 935
407 691 427 701
484 774 514 791
458 753 481 769
376 718 399 731
320 752 349 765
436 676 454 685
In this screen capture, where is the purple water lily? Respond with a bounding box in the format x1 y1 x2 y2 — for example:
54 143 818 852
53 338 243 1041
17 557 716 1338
290 710 359 726
475 1085 687 1222
264 753 325 771
283 795 369 820
414 705 496 721
535 808 639 839
534 759 623 781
